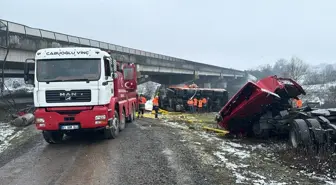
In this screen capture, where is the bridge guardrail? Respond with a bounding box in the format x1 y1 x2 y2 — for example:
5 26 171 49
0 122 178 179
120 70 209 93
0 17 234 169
0 19 245 76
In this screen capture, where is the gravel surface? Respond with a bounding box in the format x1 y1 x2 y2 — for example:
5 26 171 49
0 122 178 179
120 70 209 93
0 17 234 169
0 118 231 185
0 117 335 185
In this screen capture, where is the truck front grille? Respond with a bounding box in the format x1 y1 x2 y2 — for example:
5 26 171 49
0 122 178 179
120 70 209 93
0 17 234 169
45 89 91 103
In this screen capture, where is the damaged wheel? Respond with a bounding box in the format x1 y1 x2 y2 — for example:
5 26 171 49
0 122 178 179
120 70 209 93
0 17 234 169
289 119 312 148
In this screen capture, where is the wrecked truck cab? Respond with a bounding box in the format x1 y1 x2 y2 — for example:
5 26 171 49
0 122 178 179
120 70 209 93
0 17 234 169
217 76 306 135
217 75 336 151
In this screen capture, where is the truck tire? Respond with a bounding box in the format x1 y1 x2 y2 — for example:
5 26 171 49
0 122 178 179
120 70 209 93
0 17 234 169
42 131 63 144
126 105 135 123
289 119 312 148
305 118 324 145
252 121 270 139
132 104 136 121
119 109 126 131
104 110 120 139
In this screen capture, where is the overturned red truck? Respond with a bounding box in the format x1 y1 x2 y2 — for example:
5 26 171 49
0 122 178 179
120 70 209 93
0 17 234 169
216 76 336 149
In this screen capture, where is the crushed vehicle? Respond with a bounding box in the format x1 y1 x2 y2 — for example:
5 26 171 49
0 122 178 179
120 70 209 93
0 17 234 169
158 84 228 112
216 75 336 150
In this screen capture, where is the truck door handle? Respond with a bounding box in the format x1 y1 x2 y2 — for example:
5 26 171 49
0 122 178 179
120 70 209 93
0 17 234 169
102 80 113 86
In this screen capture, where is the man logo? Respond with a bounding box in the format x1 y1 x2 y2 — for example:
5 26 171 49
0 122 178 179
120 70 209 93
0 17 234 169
59 92 77 101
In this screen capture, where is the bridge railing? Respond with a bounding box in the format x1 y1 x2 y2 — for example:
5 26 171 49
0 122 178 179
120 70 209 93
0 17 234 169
0 19 245 76
0 19 178 62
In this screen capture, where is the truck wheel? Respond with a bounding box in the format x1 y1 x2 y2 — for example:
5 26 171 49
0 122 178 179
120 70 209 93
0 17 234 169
252 121 270 139
119 109 126 131
305 119 324 144
289 119 312 148
126 105 135 123
104 110 120 139
42 131 63 144
131 105 136 121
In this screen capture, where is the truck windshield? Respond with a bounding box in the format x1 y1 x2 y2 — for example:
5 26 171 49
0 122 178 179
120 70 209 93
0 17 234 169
36 58 101 82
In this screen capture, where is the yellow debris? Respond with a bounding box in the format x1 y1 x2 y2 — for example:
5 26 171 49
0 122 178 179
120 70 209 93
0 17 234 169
151 108 169 115
186 120 194 124
136 110 230 136
202 126 229 134
143 113 155 119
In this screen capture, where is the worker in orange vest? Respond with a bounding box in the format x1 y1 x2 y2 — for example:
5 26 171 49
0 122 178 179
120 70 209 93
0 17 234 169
202 97 207 112
193 97 198 112
152 96 159 118
138 94 147 118
187 99 194 113
198 99 203 113
296 98 303 108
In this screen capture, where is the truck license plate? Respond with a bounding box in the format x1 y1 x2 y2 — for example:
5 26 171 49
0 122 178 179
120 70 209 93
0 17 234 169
61 125 79 130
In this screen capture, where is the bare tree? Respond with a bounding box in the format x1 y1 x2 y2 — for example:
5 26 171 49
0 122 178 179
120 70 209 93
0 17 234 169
284 56 309 81
273 58 288 77
305 70 323 85
321 64 336 83
247 64 273 79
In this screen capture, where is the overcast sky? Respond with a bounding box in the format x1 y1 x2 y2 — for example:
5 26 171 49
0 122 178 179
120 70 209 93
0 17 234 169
1 0 336 70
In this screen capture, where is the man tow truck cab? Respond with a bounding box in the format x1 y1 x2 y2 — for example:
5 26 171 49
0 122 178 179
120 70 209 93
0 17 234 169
24 47 138 144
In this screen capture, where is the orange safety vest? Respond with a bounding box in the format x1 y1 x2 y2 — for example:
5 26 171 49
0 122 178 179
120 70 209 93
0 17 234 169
152 97 159 106
193 98 198 106
296 99 302 108
198 100 203 108
187 99 193 106
139 97 146 104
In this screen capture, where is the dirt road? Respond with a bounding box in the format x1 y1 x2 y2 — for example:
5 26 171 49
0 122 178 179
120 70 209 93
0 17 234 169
0 118 335 185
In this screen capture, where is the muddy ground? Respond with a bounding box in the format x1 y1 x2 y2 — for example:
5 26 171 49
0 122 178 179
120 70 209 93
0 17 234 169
0 110 335 184
157 112 336 184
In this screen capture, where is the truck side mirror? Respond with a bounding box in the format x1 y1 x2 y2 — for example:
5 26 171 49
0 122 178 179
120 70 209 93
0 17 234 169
24 58 35 85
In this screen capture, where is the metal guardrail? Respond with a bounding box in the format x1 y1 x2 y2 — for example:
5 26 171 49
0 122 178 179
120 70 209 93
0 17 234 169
0 19 245 76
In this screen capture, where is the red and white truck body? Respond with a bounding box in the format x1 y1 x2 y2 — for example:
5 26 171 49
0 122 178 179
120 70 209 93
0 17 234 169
24 47 138 143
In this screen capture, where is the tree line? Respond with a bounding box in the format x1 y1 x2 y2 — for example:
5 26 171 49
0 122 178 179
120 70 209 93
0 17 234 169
247 56 336 85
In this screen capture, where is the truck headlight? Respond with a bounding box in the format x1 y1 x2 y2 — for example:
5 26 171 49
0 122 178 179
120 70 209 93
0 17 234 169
36 118 45 123
95 115 106 120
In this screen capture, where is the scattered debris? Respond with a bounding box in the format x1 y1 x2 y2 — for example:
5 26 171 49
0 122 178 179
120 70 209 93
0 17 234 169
10 113 35 127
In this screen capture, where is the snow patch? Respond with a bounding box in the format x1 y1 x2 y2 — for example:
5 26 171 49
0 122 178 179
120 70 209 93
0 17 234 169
301 171 336 185
162 121 189 130
213 151 251 183
3 78 33 93
0 123 22 153
196 132 221 142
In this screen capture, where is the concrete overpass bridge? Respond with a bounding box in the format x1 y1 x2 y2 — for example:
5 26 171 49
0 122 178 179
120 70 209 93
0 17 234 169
0 19 247 89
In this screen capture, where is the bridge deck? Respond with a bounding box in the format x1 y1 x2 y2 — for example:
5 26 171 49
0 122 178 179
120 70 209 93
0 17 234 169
0 19 245 78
